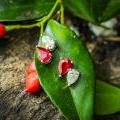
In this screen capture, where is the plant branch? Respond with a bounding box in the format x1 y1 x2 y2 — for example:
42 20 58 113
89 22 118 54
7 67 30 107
5 0 63 34
60 0 64 24
6 23 40 31
40 0 60 34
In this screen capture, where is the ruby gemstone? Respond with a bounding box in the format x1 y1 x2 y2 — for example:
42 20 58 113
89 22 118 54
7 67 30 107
58 58 73 76
37 47 52 64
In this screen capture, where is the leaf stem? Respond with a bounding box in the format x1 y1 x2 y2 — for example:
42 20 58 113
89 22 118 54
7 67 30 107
6 23 40 31
60 0 64 24
40 0 60 35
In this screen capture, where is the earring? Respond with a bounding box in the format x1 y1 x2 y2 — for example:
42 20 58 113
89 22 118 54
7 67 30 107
38 35 56 51
58 58 80 86
36 35 56 64
58 58 73 77
36 47 52 64
67 69 80 86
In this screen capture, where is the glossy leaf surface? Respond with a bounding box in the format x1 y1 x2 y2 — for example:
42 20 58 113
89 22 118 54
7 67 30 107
35 20 95 120
95 80 120 115
0 0 55 21
65 0 120 23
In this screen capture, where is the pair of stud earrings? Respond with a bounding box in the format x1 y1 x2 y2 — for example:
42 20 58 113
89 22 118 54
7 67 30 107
36 35 80 86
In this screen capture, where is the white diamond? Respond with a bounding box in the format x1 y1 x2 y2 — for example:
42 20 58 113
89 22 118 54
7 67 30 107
38 35 55 51
67 69 80 86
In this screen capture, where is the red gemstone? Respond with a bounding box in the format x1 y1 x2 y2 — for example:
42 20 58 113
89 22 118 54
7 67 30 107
0 23 6 38
58 58 73 76
36 47 52 64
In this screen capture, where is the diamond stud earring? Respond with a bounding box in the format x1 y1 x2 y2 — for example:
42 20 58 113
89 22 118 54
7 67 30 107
67 69 80 86
38 35 56 51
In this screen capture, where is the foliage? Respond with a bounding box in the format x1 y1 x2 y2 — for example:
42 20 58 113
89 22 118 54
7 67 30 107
0 0 55 21
0 0 120 22
35 20 95 120
96 80 120 115
1 0 120 119
65 0 120 23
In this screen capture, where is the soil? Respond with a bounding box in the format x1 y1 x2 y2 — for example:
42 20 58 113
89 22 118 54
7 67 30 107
0 15 120 120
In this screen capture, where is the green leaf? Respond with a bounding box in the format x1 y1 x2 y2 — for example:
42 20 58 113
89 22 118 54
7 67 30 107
95 80 120 115
34 20 95 120
65 0 120 23
0 0 55 21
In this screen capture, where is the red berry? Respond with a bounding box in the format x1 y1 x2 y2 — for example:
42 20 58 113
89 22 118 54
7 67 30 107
36 47 52 64
26 60 35 74
24 60 41 93
58 58 73 76
0 23 6 38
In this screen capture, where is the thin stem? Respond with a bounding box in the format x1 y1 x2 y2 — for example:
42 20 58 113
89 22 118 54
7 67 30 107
40 0 60 35
36 16 47 22
45 0 60 20
60 0 64 24
6 23 40 31
40 22 44 35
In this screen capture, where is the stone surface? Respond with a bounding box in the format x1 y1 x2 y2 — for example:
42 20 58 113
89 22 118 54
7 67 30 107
0 28 64 120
